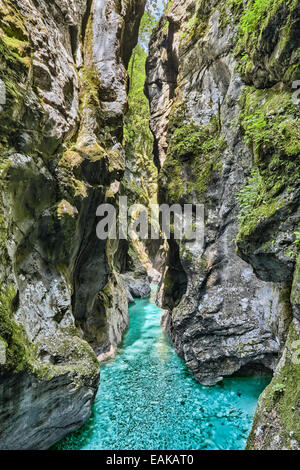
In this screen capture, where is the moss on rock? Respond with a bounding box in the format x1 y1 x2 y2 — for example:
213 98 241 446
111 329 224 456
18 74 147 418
236 84 300 244
32 333 100 387
160 111 225 204
247 321 300 449
0 285 34 374
234 0 299 85
291 254 300 307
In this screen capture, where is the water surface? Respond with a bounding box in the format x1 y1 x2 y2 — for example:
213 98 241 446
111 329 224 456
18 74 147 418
56 289 269 450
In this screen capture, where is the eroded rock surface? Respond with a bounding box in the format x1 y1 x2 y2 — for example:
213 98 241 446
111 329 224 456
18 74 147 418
146 0 299 447
0 0 145 449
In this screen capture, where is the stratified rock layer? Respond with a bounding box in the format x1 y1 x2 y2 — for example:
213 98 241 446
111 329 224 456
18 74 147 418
0 0 145 449
146 0 299 448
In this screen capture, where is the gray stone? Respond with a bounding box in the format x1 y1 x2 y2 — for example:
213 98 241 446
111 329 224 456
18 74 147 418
0 0 146 450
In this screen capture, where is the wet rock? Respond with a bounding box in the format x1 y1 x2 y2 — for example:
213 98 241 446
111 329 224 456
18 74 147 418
147 0 300 448
121 273 151 301
0 0 146 450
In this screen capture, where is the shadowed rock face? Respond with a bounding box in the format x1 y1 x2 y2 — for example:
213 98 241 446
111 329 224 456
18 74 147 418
0 0 145 449
146 0 300 448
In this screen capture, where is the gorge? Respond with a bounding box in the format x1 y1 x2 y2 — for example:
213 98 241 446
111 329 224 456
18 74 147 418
0 0 299 451
55 288 270 450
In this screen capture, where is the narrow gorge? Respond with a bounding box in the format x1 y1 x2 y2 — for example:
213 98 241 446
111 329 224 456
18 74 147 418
0 0 299 451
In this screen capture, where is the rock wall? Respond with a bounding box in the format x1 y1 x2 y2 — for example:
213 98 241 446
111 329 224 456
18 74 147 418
121 27 164 292
146 0 299 448
0 0 145 449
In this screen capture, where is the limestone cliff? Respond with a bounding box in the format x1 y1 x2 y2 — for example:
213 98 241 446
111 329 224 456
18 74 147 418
120 11 165 299
146 0 299 448
0 0 299 452
0 0 145 449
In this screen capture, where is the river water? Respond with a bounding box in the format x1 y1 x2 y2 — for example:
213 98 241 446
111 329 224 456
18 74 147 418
56 287 269 450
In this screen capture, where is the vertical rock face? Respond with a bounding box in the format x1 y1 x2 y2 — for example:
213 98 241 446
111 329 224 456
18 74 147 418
0 0 145 449
146 0 300 448
121 24 165 299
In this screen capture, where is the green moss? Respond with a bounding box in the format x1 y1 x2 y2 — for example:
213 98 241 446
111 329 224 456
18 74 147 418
0 187 31 374
0 207 9 269
0 285 33 373
57 200 78 219
271 382 286 394
121 178 149 207
79 66 101 112
32 334 99 387
0 2 31 144
291 254 300 307
59 150 83 169
58 149 89 200
99 281 114 311
0 36 29 100
160 111 226 204
232 0 299 81
162 268 174 299
236 85 300 242
247 322 300 449
0 279 98 384
0 0 29 42
179 0 214 46
180 244 194 262
0 1 30 70
219 0 244 29
0 280 98 384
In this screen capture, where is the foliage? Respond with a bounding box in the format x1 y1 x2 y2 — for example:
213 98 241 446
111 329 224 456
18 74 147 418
0 285 31 373
240 87 300 156
236 85 300 240
271 383 286 394
124 43 153 155
247 323 300 449
230 0 299 81
123 9 158 207
236 169 264 222
240 0 272 33
138 9 157 49
160 111 226 203
170 123 222 158
294 232 300 247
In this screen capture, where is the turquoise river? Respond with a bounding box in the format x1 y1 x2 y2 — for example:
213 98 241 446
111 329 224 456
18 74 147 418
56 287 270 450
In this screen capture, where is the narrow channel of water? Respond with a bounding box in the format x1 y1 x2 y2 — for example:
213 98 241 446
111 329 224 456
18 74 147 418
56 288 270 450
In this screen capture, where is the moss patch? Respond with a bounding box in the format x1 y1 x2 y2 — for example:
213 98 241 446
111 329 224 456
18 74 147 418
236 84 300 242
291 254 300 307
160 110 226 204
79 66 101 113
233 0 299 83
0 285 33 373
0 1 31 147
247 322 300 449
